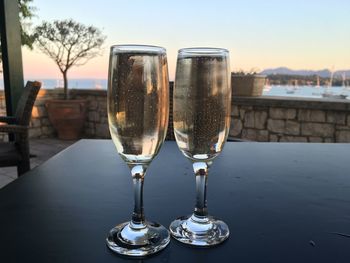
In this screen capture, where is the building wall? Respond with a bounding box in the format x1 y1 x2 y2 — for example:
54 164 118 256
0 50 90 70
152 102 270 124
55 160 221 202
1 89 350 142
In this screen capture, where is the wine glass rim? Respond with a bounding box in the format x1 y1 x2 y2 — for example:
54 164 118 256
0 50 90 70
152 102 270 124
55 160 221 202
178 47 229 56
111 44 166 54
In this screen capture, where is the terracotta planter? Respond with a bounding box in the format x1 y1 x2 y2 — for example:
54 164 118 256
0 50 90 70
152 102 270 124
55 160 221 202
231 74 266 96
46 99 88 140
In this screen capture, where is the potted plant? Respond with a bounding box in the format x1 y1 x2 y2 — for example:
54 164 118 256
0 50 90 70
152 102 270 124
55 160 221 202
34 19 106 140
231 70 266 97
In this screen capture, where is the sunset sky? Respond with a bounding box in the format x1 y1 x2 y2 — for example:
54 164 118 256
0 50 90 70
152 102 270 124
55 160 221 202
17 0 350 80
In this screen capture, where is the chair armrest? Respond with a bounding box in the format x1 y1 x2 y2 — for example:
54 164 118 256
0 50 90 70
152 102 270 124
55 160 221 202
0 124 28 134
0 116 17 124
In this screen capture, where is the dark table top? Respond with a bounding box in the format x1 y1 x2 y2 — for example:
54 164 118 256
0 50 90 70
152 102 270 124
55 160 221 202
0 140 350 263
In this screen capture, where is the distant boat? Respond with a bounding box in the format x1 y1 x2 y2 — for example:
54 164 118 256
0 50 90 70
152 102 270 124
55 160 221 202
341 73 349 91
294 80 300 91
316 75 320 87
263 86 271 92
285 80 298 94
56 79 64 88
263 79 271 92
94 80 103 90
312 76 321 95
95 83 103 90
320 68 346 99
286 87 295 94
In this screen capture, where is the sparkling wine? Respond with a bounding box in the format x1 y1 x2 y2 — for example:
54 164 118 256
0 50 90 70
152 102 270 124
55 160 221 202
173 54 231 161
108 52 169 164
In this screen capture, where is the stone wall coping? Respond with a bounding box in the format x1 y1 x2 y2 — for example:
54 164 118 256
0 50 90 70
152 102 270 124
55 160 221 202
233 96 350 111
2 89 350 111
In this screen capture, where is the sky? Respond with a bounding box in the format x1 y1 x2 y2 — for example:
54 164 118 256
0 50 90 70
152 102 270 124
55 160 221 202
18 0 350 80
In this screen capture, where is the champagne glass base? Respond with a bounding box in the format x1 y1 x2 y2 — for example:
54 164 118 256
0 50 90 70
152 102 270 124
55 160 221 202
169 214 229 246
106 221 170 257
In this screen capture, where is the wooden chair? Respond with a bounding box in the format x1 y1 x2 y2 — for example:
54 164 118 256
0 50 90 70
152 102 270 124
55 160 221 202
0 81 41 176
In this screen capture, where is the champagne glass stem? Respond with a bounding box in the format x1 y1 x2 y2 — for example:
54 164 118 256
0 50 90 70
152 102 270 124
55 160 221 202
193 162 209 219
130 165 146 227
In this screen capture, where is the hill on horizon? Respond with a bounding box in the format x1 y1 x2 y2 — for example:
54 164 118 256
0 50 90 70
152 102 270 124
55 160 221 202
261 67 350 78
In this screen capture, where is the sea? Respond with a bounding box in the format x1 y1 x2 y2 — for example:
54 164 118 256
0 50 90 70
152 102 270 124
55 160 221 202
264 85 350 100
1 78 350 100
0 79 108 90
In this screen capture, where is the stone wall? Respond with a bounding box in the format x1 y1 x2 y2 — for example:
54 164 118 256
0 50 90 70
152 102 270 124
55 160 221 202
0 89 109 141
1 89 350 142
70 89 109 138
71 88 175 140
230 96 350 142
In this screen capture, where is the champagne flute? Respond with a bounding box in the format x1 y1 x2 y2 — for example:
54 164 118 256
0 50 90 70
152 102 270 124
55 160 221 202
170 48 231 246
106 45 170 256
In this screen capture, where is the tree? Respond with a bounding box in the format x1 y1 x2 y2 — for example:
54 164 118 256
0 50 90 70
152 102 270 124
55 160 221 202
0 0 36 64
34 19 106 99
18 0 36 49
